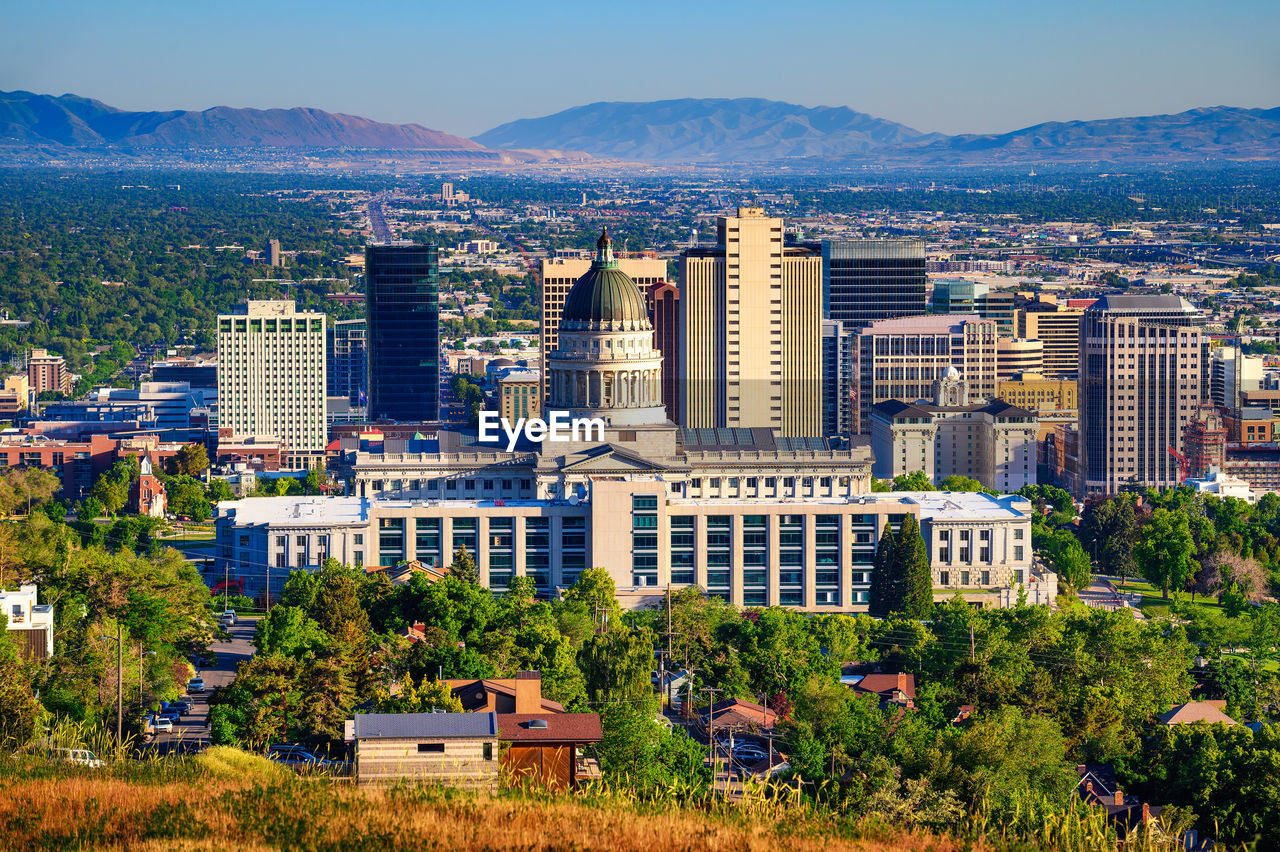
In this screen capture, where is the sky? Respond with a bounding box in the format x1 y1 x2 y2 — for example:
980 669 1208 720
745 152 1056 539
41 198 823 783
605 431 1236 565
3 0 1278 139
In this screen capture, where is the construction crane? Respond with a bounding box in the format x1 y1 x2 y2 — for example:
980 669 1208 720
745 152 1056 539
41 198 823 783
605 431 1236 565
1167 445 1190 483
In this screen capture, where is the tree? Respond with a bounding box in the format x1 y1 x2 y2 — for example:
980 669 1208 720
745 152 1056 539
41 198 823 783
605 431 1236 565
938 475 987 493
868 521 897 618
170 443 210 477
446 546 478 583
562 567 623 632
1037 529 1093 590
892 471 934 491
253 605 330 658
372 674 463 714
206 478 234 503
1136 508 1197 600
581 626 659 704
77 496 104 521
896 515 934 619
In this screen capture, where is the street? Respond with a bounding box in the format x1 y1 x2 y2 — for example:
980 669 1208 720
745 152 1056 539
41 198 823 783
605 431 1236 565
147 617 256 752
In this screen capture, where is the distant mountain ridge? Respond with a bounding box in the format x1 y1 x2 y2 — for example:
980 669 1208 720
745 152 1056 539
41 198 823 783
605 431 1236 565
4 90 1279 166
0 90 485 151
475 97 935 162
476 98 1280 165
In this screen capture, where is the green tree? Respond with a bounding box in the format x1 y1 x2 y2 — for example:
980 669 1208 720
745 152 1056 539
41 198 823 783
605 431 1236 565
562 567 623 632
446 546 478 583
892 471 934 491
253 605 330 658
938 475 987 492
868 521 897 618
206 478 234 503
896 515 934 619
581 626 658 704
170 443 210 477
1136 508 1197 599
1037 528 1093 590
372 674 464 714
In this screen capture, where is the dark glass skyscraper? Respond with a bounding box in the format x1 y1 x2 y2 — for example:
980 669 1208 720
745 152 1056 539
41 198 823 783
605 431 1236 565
819 239 927 329
365 244 439 422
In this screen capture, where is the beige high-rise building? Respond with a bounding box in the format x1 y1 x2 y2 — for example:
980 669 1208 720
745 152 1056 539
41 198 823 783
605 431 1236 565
1017 302 1084 378
540 254 666 403
855 314 999 435
997 338 1043 380
679 207 821 436
28 348 71 395
1079 295 1207 496
218 301 327 468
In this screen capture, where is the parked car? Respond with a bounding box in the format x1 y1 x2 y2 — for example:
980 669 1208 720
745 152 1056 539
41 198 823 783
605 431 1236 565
220 610 237 626
733 747 769 764
187 676 205 693
45 747 104 768
267 743 334 773
152 717 173 734
166 700 192 717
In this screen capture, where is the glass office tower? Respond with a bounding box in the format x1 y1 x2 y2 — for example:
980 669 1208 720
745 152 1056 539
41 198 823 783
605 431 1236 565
327 318 367 403
820 239 927 329
365 243 440 422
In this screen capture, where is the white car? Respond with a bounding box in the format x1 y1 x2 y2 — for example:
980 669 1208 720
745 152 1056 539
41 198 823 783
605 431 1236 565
187 676 205 693
220 610 237 626
46 748 104 768
152 717 173 734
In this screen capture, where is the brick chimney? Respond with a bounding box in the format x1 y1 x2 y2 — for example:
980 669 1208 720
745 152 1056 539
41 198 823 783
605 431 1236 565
514 670 541 714
1114 790 1124 806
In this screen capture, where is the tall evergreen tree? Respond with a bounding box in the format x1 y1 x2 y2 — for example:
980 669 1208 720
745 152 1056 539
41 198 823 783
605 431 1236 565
896 515 934 619
447 546 479 583
868 521 897 617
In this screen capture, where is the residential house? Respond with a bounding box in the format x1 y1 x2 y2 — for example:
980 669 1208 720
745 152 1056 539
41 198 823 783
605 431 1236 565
0 584 54 660
700 698 777 734
347 712 499 786
1157 700 1238 727
839 663 917 710
444 670 566 715
496 713 603 790
1075 763 1167 841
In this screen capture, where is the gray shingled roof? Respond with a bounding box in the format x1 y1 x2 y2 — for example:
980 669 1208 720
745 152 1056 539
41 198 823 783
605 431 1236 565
1089 294 1194 312
352 712 498 739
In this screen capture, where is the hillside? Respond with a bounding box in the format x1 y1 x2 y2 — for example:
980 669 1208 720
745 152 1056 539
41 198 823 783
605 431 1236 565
0 89 486 151
475 97 932 162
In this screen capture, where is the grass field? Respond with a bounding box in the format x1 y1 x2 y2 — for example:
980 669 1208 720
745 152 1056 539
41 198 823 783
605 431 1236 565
0 759 960 852
1111 578 1223 619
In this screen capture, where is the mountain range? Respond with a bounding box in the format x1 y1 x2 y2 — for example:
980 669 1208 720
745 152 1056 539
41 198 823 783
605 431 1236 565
3 90 1279 166
477 98 1280 164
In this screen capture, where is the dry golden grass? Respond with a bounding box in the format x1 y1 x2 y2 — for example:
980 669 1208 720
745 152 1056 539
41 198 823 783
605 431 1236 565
0 770 961 852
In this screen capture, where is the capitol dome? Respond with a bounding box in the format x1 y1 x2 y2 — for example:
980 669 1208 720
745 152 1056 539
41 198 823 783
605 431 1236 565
561 229 651 331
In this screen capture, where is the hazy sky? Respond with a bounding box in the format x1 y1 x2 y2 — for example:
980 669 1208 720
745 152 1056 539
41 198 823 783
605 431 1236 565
4 0 1277 138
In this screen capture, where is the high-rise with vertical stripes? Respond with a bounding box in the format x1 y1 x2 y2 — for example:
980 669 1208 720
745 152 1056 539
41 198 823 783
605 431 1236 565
217 300 327 468
679 207 821 436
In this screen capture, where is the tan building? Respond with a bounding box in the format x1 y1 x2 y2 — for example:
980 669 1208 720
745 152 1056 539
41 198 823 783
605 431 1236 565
349 712 499 787
680 207 822 436
1017 302 1084 378
997 372 1077 411
217 300 327 468
870 369 1039 493
855 314 999 434
27 349 71 395
997 338 1043 380
1079 295 1206 496
540 253 665 403
0 374 30 416
498 368 541 422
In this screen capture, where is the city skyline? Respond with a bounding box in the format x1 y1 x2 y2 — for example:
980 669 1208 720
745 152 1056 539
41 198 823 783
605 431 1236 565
3 0 1277 139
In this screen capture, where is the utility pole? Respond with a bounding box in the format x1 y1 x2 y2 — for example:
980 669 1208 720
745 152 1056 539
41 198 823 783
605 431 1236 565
703 686 724 773
969 625 976 663
116 622 123 743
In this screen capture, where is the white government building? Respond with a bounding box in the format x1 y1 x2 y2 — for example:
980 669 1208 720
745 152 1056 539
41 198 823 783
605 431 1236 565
215 232 1054 611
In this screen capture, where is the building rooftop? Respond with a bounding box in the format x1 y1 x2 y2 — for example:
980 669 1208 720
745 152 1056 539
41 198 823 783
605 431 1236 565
216 496 371 525
1089 294 1197 313
859 313 989 334
496 713 602 743
352 712 499 740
